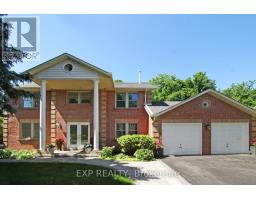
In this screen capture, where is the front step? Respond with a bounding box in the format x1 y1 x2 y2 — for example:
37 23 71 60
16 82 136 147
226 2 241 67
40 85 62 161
54 150 99 158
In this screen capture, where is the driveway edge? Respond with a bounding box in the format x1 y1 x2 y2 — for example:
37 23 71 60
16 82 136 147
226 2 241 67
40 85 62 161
158 159 191 185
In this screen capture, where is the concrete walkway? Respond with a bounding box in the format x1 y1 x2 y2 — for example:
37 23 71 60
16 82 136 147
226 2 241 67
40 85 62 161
0 157 189 185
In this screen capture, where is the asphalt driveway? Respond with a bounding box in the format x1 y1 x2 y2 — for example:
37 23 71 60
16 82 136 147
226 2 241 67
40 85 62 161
162 155 256 185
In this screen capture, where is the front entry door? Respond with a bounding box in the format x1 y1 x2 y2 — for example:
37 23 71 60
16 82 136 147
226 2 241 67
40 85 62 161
67 122 90 149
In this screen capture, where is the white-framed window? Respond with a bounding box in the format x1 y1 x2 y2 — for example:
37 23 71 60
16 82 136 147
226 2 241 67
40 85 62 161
116 92 139 108
115 122 138 138
23 93 39 108
67 91 91 104
128 123 138 134
20 121 39 139
116 123 126 138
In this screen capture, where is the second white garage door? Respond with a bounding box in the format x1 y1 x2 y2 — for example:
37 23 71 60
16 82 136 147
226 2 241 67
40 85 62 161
162 123 202 155
211 122 249 154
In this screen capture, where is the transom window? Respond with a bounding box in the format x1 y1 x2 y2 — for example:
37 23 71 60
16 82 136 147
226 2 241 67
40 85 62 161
116 92 139 108
23 93 39 108
20 121 39 139
67 91 91 104
116 122 138 138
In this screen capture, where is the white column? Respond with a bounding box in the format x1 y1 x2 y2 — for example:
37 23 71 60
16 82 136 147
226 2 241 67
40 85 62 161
93 79 99 150
39 80 46 151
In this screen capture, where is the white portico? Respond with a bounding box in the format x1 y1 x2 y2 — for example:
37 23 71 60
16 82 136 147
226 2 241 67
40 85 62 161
25 53 114 151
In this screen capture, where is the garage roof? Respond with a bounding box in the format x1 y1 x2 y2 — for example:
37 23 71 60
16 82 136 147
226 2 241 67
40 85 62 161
145 89 256 117
145 101 181 116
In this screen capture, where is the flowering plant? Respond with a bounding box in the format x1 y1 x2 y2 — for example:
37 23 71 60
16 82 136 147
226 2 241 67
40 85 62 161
156 139 164 148
250 138 256 146
47 144 55 148
56 135 65 143
56 134 65 150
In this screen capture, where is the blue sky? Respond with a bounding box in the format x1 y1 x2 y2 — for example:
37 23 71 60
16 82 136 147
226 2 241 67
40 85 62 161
13 14 256 89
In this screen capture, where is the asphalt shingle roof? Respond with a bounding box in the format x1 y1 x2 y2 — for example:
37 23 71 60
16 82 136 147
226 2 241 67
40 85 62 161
18 82 40 88
114 82 157 89
146 101 181 115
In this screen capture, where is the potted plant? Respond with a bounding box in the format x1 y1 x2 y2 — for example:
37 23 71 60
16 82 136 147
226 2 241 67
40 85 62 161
56 135 65 151
250 139 256 155
47 144 55 154
83 144 93 154
154 139 164 158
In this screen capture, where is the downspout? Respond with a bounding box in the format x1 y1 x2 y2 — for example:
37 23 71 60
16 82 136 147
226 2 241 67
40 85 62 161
144 88 147 105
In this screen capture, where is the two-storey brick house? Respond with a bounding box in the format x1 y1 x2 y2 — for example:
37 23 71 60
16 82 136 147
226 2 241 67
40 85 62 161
3 53 256 155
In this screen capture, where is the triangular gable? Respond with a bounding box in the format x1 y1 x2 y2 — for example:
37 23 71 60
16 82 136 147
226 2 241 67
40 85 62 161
24 53 112 78
153 89 256 117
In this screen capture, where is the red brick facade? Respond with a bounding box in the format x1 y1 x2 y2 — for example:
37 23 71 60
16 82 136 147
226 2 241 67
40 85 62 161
106 91 148 146
151 93 254 155
6 90 149 149
5 90 255 153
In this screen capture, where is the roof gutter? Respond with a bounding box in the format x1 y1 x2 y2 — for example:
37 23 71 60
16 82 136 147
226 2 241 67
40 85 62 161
144 104 154 118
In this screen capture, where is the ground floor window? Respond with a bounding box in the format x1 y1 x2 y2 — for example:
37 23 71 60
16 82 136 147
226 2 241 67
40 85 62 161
116 122 138 138
20 121 39 139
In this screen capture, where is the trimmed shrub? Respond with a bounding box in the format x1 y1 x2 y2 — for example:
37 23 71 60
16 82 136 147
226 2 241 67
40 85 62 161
114 153 128 160
100 147 113 159
11 150 37 160
134 149 155 161
112 144 122 155
117 135 156 155
0 149 36 160
0 149 12 159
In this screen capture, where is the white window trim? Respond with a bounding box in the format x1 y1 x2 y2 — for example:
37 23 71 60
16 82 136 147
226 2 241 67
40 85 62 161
20 120 39 140
67 91 91 104
67 122 90 149
115 92 139 108
115 122 138 138
23 95 39 108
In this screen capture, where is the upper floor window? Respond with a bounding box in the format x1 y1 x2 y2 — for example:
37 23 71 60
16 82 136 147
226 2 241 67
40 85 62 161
116 93 126 108
67 91 91 104
116 92 139 108
20 121 39 139
23 93 39 108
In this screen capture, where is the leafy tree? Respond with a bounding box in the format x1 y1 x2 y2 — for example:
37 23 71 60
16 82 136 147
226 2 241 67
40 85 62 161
193 72 216 93
0 15 31 116
0 117 2 144
114 79 123 83
222 80 256 109
150 72 216 101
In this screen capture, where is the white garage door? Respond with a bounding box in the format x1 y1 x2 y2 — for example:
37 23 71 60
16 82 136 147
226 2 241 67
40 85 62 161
211 122 249 154
162 123 202 155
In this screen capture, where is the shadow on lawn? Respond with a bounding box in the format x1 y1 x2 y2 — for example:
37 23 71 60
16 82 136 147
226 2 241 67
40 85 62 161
0 157 164 183
42 157 163 182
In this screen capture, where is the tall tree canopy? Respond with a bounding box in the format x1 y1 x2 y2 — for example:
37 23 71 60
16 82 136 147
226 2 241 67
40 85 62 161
222 80 256 109
0 15 31 116
114 79 123 83
150 72 216 101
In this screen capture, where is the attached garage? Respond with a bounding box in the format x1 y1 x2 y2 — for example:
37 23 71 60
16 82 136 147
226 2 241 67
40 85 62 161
145 89 256 156
211 122 249 154
162 123 202 155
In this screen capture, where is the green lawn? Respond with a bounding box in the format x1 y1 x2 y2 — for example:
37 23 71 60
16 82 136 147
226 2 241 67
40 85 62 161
0 162 134 185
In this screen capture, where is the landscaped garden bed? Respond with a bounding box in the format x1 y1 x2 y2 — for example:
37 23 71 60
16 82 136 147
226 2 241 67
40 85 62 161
100 135 163 161
0 149 37 160
0 162 134 185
